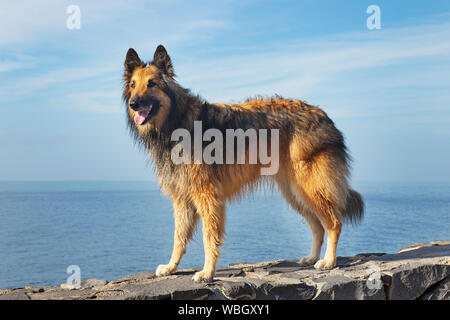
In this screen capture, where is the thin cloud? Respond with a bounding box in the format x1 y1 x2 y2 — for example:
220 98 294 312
64 91 123 114
178 21 450 100
1 3 449 122
0 1 125 46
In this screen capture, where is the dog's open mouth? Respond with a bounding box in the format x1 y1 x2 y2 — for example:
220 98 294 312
133 105 153 126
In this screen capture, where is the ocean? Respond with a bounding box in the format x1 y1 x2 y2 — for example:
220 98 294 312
0 181 448 289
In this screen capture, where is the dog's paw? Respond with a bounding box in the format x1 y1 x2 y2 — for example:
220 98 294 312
314 258 336 271
298 256 319 267
156 264 175 277
192 270 213 283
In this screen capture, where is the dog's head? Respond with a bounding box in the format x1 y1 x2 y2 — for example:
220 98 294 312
123 45 174 133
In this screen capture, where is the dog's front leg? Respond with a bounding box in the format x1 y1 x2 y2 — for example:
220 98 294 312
191 195 225 283
156 199 199 277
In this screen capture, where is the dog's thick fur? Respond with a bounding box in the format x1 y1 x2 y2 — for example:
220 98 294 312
123 45 364 282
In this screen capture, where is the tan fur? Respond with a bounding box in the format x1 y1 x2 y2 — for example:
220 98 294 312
156 138 349 281
123 46 364 282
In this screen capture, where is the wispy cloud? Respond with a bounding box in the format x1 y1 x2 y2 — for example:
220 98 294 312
1 2 449 121
0 59 31 72
63 91 123 114
0 1 125 46
177 21 450 105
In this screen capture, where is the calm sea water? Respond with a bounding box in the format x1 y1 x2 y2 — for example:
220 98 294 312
0 181 448 289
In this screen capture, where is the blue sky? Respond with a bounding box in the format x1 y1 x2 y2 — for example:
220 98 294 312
0 0 449 182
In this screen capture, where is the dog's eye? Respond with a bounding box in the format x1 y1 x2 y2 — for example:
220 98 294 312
130 81 135 89
147 80 156 88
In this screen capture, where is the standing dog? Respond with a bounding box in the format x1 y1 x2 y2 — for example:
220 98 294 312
123 45 364 282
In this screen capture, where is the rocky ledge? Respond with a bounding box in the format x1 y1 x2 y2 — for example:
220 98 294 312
1 241 449 300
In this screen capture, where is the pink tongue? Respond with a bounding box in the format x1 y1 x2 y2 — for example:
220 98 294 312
133 107 151 125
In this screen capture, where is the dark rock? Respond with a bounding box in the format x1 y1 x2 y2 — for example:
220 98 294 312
172 288 215 300
215 268 244 278
266 260 302 268
81 279 108 288
254 281 316 300
0 291 30 300
376 243 450 261
1 242 448 300
387 264 450 300
313 275 385 300
220 281 255 300
115 270 156 282
29 287 97 300
419 276 449 300
337 253 386 267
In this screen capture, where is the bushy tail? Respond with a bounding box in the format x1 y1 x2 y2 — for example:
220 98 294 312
342 189 365 224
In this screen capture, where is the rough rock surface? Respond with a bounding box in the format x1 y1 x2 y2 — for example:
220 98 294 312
1 241 448 300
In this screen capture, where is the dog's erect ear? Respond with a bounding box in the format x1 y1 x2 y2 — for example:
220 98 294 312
124 48 142 76
153 45 174 78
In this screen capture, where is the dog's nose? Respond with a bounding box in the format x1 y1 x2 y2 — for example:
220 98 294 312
129 97 138 110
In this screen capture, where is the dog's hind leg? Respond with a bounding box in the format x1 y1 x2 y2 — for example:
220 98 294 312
290 147 348 270
276 178 324 267
156 198 199 277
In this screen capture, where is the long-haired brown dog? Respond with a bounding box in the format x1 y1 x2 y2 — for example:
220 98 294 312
123 45 364 282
